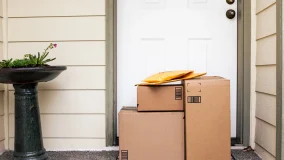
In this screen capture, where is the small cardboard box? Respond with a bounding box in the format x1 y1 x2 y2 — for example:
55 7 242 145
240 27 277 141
137 85 184 111
184 76 231 160
119 107 185 160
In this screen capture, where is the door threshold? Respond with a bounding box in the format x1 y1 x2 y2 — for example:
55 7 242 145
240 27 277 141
231 146 246 150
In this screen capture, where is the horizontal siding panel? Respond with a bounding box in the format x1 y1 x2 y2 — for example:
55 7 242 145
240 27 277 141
256 65 276 95
255 119 276 156
0 0 2 17
9 114 106 138
8 17 105 41
256 0 276 13
0 43 3 91
255 144 276 160
0 92 3 115
8 0 105 17
9 138 106 150
8 66 106 90
0 43 3 60
0 116 4 140
0 43 2 60
256 93 276 126
256 34 276 65
8 41 106 66
9 90 106 114
0 140 4 152
256 4 276 39
0 18 3 42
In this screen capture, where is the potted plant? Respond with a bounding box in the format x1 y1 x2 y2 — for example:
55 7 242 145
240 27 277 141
0 43 67 160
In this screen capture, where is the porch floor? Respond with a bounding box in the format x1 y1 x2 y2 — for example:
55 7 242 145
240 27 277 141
0 149 261 160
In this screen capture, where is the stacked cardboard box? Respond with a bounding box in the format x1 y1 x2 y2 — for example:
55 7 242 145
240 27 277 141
119 76 231 160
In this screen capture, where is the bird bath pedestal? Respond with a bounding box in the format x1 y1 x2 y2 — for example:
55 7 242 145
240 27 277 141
0 66 67 160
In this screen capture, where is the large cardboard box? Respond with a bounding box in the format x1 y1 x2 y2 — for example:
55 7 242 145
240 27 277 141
184 76 231 160
137 85 184 111
119 107 185 160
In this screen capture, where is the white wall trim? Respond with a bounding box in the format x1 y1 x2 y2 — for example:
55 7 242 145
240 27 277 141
250 0 257 149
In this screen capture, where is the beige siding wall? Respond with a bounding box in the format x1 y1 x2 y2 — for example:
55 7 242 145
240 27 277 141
254 0 276 159
0 0 4 153
3 0 107 150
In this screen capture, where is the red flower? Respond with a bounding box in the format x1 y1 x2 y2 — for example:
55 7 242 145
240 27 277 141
53 44 57 48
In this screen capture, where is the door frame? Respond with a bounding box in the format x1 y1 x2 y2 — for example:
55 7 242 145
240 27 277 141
105 0 251 146
276 0 283 159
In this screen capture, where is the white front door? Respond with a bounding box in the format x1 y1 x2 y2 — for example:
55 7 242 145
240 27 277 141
117 0 237 137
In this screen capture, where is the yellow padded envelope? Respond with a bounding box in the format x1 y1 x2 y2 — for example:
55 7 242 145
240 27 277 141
136 72 207 86
180 72 207 80
142 70 193 83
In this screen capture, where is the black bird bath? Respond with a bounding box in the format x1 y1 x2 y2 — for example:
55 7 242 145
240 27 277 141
0 66 67 160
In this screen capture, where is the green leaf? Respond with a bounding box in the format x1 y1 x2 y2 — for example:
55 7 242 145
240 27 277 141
43 52 49 59
42 58 56 64
37 52 41 65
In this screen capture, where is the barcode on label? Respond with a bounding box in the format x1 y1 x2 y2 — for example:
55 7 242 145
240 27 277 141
175 87 182 100
121 150 128 160
187 96 201 103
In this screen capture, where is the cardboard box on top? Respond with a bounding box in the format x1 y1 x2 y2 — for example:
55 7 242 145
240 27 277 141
184 76 231 160
119 107 185 160
137 84 184 111
136 72 206 111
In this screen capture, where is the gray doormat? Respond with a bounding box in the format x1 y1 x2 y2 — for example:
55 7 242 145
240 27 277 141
0 150 261 160
231 149 261 160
